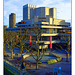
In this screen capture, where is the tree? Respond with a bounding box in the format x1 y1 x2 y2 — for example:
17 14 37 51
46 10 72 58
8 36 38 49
8 31 17 59
4 30 7 56
29 27 45 70
4 30 10 56
16 29 30 54
55 30 71 62
16 29 31 69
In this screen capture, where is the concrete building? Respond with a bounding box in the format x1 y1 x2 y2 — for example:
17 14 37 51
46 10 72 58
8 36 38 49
23 4 37 20
7 4 71 49
23 4 56 20
9 13 16 28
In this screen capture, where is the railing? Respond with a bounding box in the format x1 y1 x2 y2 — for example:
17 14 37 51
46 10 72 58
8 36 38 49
4 61 20 75
4 60 31 75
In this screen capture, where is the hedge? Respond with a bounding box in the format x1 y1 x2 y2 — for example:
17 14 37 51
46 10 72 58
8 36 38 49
47 59 57 64
56 57 62 62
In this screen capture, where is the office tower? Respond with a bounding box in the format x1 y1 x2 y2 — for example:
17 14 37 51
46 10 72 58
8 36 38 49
34 7 50 18
49 8 56 19
9 13 15 28
23 4 37 20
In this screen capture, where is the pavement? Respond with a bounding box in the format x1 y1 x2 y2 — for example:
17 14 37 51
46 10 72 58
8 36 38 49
26 50 71 75
4 45 71 75
26 58 71 75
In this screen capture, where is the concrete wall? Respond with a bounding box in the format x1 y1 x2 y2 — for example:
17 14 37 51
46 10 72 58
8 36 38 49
23 4 37 20
45 7 50 16
34 7 50 18
53 19 65 25
34 16 38 22
41 7 45 17
49 8 56 19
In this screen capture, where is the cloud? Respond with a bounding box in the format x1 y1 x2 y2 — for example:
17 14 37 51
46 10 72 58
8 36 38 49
4 0 23 25
38 0 71 23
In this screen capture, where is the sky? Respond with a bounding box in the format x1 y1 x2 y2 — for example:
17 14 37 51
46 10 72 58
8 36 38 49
4 0 71 27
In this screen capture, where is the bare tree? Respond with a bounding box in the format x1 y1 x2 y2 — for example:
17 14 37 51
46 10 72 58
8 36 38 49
29 27 45 70
4 30 9 56
8 31 17 59
16 28 30 54
55 30 71 62
15 29 31 69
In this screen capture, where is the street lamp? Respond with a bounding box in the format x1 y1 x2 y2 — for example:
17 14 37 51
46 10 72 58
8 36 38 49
21 54 25 69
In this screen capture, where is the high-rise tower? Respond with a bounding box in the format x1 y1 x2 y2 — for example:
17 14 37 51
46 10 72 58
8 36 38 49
23 4 37 20
9 13 16 28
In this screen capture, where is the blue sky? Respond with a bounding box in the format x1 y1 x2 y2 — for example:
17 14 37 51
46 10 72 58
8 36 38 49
4 0 71 27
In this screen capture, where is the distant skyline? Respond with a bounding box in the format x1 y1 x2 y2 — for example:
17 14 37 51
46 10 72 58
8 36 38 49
4 0 71 27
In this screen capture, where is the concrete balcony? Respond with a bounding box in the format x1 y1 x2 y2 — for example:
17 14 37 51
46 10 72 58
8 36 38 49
39 45 48 49
41 33 58 36
41 25 71 29
37 40 60 45
41 25 62 29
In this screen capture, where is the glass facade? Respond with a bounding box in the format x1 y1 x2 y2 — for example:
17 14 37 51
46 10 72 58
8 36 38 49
23 6 28 20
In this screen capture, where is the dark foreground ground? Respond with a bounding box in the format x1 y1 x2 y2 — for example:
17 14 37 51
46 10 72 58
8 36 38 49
4 45 71 75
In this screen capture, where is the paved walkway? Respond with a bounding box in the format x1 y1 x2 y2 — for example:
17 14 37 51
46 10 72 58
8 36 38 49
5 45 71 75
26 50 71 75
27 58 71 75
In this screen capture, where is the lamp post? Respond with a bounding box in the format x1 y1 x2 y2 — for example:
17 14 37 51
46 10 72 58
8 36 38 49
21 54 25 69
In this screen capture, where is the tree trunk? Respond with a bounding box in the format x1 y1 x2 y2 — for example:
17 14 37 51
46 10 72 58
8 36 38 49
8 44 9 49
4 44 5 56
21 54 23 64
36 49 39 70
20 50 22 54
66 52 69 62
20 47 23 54
11 49 13 59
42 47 43 53
21 54 25 69
36 61 39 70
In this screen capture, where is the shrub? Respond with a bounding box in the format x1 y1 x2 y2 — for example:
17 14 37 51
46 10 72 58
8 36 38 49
56 57 62 62
38 61 42 64
47 59 57 64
